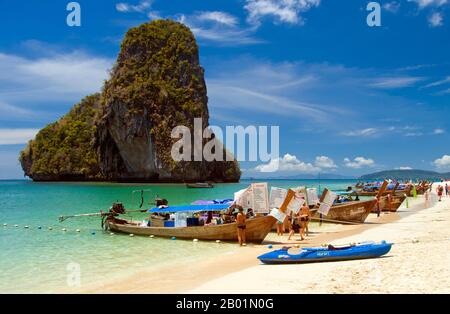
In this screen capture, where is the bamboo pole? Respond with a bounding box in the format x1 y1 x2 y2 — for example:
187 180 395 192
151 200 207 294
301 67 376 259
58 209 148 222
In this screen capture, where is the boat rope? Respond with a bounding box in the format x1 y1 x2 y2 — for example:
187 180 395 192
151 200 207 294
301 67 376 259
310 216 363 225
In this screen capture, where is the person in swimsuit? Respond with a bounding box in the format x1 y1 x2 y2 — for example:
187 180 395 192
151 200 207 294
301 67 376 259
299 203 310 241
437 185 444 202
276 217 285 236
288 211 300 240
236 206 246 246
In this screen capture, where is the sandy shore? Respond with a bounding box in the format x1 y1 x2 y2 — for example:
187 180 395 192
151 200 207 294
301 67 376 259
78 182 450 293
189 183 450 294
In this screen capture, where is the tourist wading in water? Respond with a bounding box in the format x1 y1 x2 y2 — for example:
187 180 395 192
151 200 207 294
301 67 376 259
236 206 246 246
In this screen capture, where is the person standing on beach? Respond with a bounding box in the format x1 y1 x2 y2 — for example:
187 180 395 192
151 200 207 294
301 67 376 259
288 211 300 241
276 218 284 236
236 206 246 246
437 185 444 202
445 184 449 197
299 203 310 241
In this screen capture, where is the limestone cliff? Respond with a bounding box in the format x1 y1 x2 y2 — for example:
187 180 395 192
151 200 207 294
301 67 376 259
19 20 240 182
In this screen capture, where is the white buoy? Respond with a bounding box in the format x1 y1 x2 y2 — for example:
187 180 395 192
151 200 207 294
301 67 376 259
216 240 221 243
62 228 67 232
129 234 134 237
24 225 29 229
193 238 198 242
76 229 80 233
149 235 154 238
110 232 114 235
14 224 19 227
48 227 53 230
3 223 7 227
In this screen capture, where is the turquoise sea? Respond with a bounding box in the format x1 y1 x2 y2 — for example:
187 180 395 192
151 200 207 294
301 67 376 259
0 179 355 293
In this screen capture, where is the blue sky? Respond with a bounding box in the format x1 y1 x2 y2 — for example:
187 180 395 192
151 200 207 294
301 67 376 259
0 0 450 179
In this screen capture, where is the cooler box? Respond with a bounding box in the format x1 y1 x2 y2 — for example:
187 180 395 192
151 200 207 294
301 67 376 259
164 221 175 227
187 217 199 226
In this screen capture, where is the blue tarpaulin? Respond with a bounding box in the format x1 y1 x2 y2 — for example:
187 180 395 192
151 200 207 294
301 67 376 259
191 199 234 205
148 204 231 213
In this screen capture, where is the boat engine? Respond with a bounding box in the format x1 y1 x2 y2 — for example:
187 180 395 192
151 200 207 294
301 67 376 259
155 198 168 207
110 202 126 215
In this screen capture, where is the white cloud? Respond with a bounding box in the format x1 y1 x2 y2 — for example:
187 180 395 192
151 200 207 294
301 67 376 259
341 128 379 137
315 156 337 169
207 60 358 125
0 101 36 119
409 0 448 9
423 76 450 88
244 0 320 26
0 50 112 117
383 1 401 13
436 87 450 95
344 157 375 169
434 155 450 169
433 128 446 134
404 132 424 137
340 126 422 138
255 153 320 173
196 11 238 26
208 84 329 121
0 129 39 145
115 1 152 13
428 12 444 27
177 13 262 45
368 76 424 89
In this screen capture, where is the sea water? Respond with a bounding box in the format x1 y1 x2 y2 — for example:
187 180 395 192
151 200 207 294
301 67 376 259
0 179 355 292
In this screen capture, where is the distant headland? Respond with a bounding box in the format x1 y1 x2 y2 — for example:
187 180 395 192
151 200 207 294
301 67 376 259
359 169 449 181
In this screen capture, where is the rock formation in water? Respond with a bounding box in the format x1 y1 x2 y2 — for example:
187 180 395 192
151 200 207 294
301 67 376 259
20 20 240 182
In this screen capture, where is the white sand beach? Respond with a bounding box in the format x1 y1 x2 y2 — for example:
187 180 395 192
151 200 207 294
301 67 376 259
77 182 450 294
189 182 450 294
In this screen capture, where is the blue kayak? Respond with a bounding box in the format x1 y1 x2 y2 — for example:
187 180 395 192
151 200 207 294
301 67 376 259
258 241 392 264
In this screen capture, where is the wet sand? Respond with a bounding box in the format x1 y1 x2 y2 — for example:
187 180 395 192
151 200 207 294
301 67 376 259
78 196 407 293
189 184 450 294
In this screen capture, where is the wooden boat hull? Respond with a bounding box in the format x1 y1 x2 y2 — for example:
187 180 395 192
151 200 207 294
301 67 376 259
353 189 411 197
107 215 276 243
373 195 406 213
312 199 377 223
186 183 214 188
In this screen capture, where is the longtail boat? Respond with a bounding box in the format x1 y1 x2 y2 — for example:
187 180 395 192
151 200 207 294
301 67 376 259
310 181 388 223
310 199 377 224
374 195 405 212
352 182 412 197
104 204 276 243
186 182 214 188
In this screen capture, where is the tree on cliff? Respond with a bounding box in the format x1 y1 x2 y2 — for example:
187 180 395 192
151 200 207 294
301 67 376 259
20 20 240 182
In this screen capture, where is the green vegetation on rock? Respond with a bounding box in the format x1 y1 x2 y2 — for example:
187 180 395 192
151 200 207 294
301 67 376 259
19 20 240 182
20 94 101 180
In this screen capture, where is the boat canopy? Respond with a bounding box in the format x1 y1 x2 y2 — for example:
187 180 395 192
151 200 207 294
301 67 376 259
148 204 231 213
